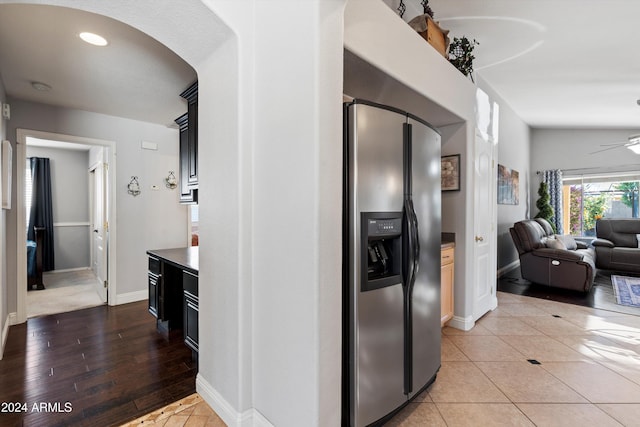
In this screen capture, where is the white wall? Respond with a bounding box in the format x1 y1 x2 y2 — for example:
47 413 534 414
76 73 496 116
0 75 7 358
196 2 344 425
531 128 640 213
5 98 188 312
439 122 471 319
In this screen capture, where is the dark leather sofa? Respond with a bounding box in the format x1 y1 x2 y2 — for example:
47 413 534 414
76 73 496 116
510 218 596 292
593 219 640 273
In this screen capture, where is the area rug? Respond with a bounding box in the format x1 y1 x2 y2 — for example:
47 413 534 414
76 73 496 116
612 275 640 308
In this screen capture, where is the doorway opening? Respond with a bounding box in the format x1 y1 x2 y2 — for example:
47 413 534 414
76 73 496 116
16 129 116 322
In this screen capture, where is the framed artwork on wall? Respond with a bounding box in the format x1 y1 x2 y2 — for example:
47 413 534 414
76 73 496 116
441 154 461 191
497 164 519 205
2 140 12 209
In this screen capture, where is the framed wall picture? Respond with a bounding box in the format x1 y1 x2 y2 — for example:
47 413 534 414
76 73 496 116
2 140 11 209
497 164 519 205
441 154 460 191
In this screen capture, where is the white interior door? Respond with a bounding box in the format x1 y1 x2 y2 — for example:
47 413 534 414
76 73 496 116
473 130 497 321
90 162 108 303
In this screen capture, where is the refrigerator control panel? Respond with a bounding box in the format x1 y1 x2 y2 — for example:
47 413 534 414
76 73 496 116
367 218 402 237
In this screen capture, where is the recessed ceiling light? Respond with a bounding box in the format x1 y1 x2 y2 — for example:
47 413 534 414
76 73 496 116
79 32 108 47
31 81 52 92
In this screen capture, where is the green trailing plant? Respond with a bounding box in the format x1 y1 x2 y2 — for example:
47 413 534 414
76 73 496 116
534 182 556 232
448 36 479 81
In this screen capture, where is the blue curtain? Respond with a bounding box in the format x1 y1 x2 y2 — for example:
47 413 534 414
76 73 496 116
27 157 55 271
541 169 563 234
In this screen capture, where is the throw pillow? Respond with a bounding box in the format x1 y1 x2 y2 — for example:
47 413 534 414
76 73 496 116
546 237 566 250
556 234 578 251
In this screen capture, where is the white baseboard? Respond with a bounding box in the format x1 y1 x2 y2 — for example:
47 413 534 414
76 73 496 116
49 267 92 274
447 314 475 331
497 260 520 278
197 375 274 427
115 290 147 305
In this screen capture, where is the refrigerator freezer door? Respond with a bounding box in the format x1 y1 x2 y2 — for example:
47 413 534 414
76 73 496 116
346 103 407 426
407 118 442 396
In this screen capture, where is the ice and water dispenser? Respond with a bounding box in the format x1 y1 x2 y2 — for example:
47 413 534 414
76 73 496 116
361 212 403 292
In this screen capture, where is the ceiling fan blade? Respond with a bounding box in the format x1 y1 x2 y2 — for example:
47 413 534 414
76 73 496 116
598 141 628 146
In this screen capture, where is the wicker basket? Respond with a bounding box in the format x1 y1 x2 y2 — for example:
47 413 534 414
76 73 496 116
408 14 450 58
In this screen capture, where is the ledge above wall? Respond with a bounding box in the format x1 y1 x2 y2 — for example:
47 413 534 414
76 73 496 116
344 0 475 125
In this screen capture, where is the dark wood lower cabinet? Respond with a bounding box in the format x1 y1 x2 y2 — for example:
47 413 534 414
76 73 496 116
148 256 160 318
183 271 199 352
146 248 199 356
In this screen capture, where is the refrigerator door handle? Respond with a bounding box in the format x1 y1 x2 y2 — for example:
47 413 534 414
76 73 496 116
402 122 423 395
402 199 416 395
412 204 420 277
402 200 417 288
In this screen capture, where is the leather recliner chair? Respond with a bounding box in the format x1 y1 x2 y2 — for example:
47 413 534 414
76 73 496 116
593 219 640 273
509 218 596 292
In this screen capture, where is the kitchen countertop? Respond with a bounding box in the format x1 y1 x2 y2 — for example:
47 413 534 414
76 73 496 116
441 232 455 249
147 247 199 274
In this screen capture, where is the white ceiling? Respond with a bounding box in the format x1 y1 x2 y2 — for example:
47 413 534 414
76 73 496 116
0 4 197 128
2 2 640 131
391 0 640 129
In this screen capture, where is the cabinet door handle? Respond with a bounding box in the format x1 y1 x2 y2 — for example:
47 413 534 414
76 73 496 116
475 236 484 242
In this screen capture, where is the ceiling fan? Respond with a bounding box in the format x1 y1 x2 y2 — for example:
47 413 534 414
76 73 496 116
590 134 640 155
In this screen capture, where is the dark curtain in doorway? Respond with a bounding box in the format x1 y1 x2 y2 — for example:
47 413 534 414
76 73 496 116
27 157 55 271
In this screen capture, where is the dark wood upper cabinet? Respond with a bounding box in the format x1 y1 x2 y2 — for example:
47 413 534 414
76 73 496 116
176 81 198 204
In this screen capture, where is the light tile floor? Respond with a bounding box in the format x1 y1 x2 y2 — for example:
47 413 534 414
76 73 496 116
388 291 640 426
121 393 226 427
125 291 640 426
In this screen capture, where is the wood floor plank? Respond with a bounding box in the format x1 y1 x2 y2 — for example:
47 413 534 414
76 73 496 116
0 301 197 427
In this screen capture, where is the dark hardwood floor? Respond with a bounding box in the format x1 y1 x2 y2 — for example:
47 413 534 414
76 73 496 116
0 301 197 427
498 267 640 316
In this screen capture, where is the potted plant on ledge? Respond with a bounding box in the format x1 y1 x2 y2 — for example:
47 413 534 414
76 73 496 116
448 36 479 82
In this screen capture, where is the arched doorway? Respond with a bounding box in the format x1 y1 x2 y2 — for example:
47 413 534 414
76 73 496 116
1 1 229 325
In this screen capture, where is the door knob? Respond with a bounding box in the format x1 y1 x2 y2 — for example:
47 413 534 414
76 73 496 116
475 236 484 242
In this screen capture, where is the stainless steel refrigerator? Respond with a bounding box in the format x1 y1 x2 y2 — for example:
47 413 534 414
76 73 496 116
342 100 441 427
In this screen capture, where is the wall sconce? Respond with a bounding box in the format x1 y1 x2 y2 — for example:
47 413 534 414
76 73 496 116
128 176 141 196
165 171 178 189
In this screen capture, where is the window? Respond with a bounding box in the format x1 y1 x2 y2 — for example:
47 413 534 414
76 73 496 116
563 174 639 237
